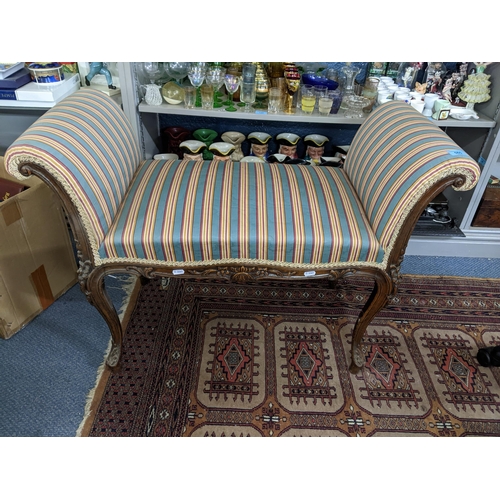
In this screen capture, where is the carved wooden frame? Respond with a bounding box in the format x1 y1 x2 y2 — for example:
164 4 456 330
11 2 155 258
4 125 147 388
16 161 467 374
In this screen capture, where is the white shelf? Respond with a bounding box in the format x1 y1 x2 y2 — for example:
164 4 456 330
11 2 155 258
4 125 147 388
138 100 496 129
138 101 366 124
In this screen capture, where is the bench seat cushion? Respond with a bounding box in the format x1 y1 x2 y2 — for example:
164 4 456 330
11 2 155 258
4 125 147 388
98 160 384 267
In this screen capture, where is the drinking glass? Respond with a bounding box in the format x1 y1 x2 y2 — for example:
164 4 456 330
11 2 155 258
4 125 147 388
164 62 190 84
200 84 213 110
301 85 316 115
314 85 328 113
240 63 257 110
223 74 241 112
214 68 227 101
240 81 256 112
206 67 226 108
188 64 206 107
268 87 282 114
318 96 334 116
143 62 160 83
328 89 343 114
183 85 196 109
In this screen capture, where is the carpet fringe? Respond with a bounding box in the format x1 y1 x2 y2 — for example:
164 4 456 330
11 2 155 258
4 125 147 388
75 274 138 437
75 339 112 437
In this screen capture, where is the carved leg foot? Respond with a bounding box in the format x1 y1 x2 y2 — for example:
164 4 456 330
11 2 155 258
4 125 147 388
349 345 364 374
106 341 122 370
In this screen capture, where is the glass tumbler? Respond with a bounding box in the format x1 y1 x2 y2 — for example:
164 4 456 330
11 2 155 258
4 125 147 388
268 87 282 114
301 85 316 115
183 85 196 109
318 96 334 116
200 84 213 110
329 90 343 114
314 85 328 112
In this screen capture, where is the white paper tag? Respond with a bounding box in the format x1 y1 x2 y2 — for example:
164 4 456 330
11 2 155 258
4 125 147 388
304 270 316 277
172 269 185 275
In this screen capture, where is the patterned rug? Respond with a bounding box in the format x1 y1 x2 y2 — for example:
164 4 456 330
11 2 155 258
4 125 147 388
79 275 500 437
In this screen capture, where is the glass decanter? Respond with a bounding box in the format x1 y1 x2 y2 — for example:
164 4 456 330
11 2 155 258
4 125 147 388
340 63 360 110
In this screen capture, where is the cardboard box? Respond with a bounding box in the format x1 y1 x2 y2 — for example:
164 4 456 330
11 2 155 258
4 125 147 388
0 157 78 339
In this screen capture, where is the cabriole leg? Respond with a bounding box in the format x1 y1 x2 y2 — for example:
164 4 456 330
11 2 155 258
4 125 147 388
84 268 124 370
349 273 394 374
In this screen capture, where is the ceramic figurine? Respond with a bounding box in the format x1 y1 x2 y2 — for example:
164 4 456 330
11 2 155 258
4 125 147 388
247 132 272 160
457 62 492 110
161 126 191 157
304 134 329 165
414 82 427 94
221 131 246 161
276 133 301 159
179 140 207 160
85 62 116 89
193 128 218 160
209 142 236 161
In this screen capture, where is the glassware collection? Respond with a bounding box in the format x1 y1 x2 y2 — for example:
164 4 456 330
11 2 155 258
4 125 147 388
143 62 493 164
140 62 491 122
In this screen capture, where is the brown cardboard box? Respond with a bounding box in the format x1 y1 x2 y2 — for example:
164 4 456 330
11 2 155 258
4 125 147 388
0 157 78 338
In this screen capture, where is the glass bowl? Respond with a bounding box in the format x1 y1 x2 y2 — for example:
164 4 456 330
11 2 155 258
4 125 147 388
343 95 371 118
161 81 185 105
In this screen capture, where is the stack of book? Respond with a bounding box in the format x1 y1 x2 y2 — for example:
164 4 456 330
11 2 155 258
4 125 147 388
0 64 81 108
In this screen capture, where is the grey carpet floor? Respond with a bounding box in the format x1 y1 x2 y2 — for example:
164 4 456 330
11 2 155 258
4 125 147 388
1 256 500 437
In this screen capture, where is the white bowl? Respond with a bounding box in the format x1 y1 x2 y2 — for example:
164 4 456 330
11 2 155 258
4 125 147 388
449 107 478 120
241 156 265 163
450 113 472 120
154 153 179 160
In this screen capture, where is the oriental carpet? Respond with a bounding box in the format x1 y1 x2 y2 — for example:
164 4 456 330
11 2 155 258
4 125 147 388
79 275 500 437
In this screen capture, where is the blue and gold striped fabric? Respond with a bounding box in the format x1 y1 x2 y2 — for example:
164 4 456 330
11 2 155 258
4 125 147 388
5 89 142 247
98 160 385 265
344 101 481 250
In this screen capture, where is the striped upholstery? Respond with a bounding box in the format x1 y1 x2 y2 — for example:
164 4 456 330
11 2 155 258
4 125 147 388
5 89 142 251
98 160 385 266
344 101 481 251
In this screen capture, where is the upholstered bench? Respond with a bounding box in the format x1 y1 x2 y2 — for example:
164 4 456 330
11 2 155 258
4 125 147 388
4 89 481 373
